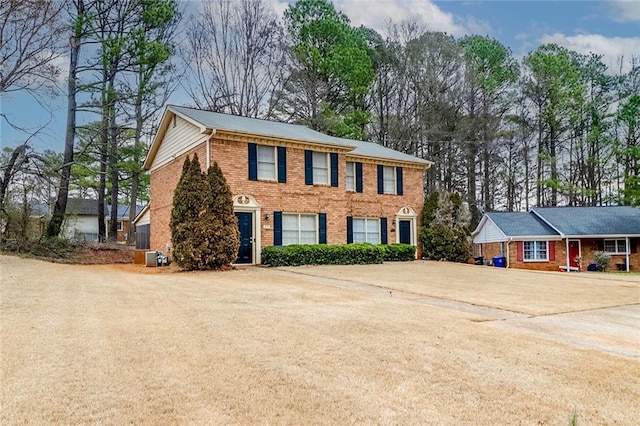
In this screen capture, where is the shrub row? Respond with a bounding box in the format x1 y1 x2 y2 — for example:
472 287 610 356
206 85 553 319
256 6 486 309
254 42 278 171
262 243 415 267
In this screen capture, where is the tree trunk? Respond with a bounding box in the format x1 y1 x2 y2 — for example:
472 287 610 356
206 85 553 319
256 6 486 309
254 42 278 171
47 2 83 238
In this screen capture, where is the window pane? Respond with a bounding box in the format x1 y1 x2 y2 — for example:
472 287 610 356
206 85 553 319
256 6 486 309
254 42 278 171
536 241 547 259
299 215 315 231
257 146 275 180
523 241 533 260
346 162 354 191
383 166 395 194
353 218 365 243
313 152 328 184
604 240 616 252
617 239 627 253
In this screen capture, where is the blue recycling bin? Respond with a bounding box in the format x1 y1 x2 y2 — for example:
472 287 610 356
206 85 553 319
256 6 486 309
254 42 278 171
493 256 506 268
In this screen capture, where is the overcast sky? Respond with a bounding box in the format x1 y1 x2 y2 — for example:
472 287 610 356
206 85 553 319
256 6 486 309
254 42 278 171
2 0 639 152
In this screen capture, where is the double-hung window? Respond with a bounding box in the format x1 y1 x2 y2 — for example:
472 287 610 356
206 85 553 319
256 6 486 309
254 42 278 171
257 145 276 180
382 166 395 194
352 218 380 244
346 162 355 191
523 241 548 261
312 152 328 185
604 239 627 254
249 143 286 183
282 214 317 245
377 165 403 195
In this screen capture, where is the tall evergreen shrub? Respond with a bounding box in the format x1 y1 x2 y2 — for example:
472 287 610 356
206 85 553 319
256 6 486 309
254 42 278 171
170 155 239 270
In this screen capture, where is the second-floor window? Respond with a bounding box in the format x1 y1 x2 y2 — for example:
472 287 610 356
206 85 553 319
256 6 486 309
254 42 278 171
346 162 355 191
248 143 286 183
257 145 276 180
346 161 363 193
377 165 403 195
313 152 328 184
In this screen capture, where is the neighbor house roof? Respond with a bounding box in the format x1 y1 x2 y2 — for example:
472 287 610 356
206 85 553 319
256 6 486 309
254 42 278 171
486 212 559 237
532 206 640 237
473 206 640 243
31 199 143 219
144 105 433 169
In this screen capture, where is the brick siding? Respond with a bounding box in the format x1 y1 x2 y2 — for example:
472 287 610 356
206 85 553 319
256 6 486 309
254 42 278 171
150 136 425 259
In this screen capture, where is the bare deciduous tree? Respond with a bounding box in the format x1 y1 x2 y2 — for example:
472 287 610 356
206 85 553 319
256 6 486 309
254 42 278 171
183 0 285 118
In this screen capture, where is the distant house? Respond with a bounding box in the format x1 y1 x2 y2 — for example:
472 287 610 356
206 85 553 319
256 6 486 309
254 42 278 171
142 105 432 264
33 198 143 242
472 206 640 272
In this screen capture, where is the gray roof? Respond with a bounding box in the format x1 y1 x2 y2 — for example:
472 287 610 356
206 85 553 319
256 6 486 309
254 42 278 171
169 105 431 166
31 199 144 219
487 212 559 237
532 206 640 236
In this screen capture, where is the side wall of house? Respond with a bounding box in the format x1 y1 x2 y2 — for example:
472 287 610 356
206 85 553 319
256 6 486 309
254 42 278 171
149 136 424 257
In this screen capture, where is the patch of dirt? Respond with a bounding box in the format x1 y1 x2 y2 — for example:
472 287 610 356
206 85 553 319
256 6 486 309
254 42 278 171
70 244 134 264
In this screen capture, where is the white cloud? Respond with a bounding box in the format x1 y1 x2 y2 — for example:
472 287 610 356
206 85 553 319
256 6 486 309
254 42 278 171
333 0 467 37
269 0 492 39
609 0 640 22
539 32 640 73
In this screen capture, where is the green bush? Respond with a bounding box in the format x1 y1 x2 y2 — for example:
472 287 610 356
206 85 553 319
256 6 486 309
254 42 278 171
593 251 611 272
382 244 416 261
262 243 415 267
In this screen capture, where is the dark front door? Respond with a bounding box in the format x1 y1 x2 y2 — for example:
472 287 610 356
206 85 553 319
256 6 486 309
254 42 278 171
235 212 253 264
399 220 411 244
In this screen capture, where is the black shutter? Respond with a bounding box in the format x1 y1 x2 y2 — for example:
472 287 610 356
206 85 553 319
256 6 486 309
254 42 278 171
380 217 388 244
330 153 338 187
396 167 403 195
304 150 313 185
355 162 363 193
346 216 353 244
248 143 257 181
277 146 287 183
631 238 638 254
377 165 384 194
274 211 282 246
319 213 327 244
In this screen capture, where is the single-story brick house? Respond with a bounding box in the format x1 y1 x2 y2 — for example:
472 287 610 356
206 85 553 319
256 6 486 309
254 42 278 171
472 206 640 272
142 105 432 264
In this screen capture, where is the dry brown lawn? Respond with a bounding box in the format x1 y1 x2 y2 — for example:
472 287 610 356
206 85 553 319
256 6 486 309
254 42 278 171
1 255 639 424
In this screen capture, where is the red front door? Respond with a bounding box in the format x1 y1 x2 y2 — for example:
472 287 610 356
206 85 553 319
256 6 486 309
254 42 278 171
569 240 581 268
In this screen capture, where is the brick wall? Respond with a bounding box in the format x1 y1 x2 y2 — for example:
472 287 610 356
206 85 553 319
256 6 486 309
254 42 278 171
149 137 425 257
483 238 640 272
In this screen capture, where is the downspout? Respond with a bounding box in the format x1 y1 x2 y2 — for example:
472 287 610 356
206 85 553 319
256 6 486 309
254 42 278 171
204 129 216 169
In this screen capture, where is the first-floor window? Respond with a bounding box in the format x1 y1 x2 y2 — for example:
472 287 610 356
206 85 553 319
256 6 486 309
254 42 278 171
352 218 380 244
117 221 123 231
282 214 317 245
604 239 627 254
523 241 548 261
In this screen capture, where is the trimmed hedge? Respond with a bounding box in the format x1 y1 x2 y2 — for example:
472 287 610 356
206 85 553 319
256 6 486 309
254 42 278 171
262 243 415 266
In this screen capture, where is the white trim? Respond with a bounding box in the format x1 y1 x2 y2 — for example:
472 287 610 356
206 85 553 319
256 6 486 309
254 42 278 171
233 195 262 265
394 206 418 258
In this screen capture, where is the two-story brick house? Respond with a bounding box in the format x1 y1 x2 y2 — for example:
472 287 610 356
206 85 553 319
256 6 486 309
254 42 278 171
143 105 432 264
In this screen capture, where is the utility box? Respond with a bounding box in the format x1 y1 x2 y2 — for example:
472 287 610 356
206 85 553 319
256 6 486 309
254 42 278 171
145 251 158 267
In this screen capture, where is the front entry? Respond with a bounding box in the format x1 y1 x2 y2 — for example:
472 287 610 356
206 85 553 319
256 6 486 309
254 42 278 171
399 220 411 244
235 212 253 264
569 240 581 268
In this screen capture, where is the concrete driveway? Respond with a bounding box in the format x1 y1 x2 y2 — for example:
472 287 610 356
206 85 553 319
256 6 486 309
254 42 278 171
279 261 640 360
